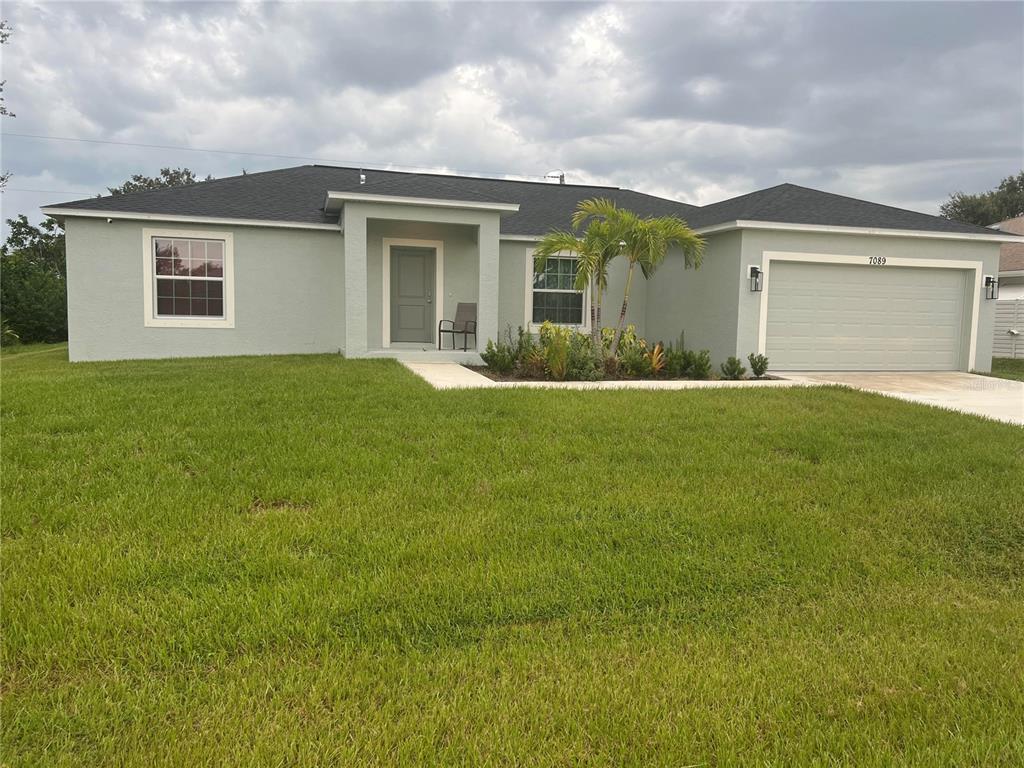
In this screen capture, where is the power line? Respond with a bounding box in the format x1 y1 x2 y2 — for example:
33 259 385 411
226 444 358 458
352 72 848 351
3 187 99 195
0 131 551 181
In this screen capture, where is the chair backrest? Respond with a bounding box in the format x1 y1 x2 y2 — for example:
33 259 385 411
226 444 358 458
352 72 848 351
453 302 477 329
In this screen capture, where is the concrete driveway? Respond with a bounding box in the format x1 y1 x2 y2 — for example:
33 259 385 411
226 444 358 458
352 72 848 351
783 371 1024 426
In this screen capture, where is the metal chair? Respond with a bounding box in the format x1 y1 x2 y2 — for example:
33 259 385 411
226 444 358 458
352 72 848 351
438 303 477 350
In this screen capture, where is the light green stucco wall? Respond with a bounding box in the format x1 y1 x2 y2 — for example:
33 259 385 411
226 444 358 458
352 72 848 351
64 217 344 362
644 231 742 363
737 230 1002 372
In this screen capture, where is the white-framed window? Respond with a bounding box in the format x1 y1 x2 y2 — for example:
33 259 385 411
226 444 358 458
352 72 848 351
527 255 589 329
142 228 234 328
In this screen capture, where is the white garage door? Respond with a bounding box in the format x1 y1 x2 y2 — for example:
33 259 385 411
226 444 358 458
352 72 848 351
765 261 969 371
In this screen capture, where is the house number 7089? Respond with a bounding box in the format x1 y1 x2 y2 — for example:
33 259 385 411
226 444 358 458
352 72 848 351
868 256 887 265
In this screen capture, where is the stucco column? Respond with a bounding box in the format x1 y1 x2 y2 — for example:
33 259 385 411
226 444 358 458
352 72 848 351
343 204 368 357
476 216 501 351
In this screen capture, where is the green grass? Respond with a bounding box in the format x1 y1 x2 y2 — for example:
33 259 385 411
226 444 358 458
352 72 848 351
988 357 1024 381
3 348 1023 766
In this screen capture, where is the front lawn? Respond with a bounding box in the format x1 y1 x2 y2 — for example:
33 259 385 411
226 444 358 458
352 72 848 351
3 348 1022 766
989 357 1024 381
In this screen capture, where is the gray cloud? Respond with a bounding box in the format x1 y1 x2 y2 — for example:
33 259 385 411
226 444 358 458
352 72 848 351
2 1 1021 237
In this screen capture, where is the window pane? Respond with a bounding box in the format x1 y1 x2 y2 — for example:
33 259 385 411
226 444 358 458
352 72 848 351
190 280 208 299
190 298 208 316
172 241 190 275
190 241 207 276
155 239 172 259
206 241 223 263
208 298 223 317
174 298 191 315
206 260 223 278
208 281 223 300
173 280 190 299
155 258 174 276
157 297 174 315
156 279 175 298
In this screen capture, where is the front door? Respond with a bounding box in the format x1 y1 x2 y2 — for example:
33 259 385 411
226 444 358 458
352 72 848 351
390 246 436 343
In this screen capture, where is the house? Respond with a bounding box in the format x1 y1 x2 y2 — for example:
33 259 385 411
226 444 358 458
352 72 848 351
989 215 1024 359
990 215 1024 300
42 166 1017 371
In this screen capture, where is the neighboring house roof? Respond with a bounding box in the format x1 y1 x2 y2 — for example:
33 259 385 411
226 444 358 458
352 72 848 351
991 215 1024 273
43 164 1009 239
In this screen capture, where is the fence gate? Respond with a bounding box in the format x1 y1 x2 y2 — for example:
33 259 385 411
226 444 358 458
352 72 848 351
993 299 1024 359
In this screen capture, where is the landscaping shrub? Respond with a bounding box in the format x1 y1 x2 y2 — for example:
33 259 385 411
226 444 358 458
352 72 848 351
720 356 747 380
566 332 602 381
648 342 666 377
619 345 653 378
539 321 570 380
748 353 770 379
685 349 712 380
481 338 516 375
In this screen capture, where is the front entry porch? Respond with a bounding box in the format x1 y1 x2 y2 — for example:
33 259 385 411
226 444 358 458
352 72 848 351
335 193 512 360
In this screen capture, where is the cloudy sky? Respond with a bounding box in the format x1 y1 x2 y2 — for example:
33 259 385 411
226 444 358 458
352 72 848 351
1 1 1022 237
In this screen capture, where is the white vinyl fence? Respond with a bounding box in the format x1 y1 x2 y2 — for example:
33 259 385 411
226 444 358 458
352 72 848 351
993 299 1023 359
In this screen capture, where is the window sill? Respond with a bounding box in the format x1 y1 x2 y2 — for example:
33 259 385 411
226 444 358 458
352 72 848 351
144 316 235 329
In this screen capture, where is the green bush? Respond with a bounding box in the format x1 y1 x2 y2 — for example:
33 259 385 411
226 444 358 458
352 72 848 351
619 345 653 378
565 332 602 381
748 353 770 379
720 356 747 380
539 321 570 380
684 349 712 380
0 252 67 344
481 338 516 375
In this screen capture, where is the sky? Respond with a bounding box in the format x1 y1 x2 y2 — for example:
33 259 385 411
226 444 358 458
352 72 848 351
1 1 1022 238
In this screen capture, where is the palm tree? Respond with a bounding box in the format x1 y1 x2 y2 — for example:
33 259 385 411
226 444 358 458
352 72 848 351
533 210 626 349
573 199 704 357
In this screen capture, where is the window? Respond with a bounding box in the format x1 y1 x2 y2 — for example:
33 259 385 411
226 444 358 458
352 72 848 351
143 229 234 328
532 256 585 325
154 238 225 317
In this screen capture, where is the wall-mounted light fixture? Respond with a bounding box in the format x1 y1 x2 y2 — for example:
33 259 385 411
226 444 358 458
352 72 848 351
748 265 763 292
984 275 999 300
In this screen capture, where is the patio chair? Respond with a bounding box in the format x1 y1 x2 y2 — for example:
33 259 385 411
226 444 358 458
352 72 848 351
438 302 477 351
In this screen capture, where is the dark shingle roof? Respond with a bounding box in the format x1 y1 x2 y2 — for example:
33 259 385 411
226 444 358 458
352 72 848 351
684 183 999 235
45 165 1004 237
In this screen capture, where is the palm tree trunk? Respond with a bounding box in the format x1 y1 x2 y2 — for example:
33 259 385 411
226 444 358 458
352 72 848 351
609 261 635 357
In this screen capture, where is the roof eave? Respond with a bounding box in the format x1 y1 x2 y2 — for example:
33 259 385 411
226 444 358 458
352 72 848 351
40 207 342 232
693 219 1019 243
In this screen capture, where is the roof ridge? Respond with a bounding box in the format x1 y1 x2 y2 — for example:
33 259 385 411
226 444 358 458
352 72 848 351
311 163 622 191
698 182 792 210
349 170 510 203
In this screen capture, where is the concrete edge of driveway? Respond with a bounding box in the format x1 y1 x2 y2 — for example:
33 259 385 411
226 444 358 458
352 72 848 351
783 372 1024 427
401 361 816 391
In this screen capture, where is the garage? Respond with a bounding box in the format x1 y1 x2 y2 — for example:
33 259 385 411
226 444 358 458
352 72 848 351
765 260 970 371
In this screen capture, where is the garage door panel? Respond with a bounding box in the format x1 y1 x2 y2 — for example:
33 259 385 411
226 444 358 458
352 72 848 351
766 261 967 371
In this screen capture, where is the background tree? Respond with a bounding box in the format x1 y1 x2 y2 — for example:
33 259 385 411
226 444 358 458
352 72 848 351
107 167 215 196
940 171 1024 226
1 216 67 344
1 20 15 191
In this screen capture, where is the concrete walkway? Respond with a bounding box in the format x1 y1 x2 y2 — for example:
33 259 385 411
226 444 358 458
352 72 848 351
784 371 1024 426
402 362 811 392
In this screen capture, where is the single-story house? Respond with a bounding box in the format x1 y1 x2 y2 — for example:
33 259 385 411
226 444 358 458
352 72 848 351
42 165 1019 371
990 215 1024 300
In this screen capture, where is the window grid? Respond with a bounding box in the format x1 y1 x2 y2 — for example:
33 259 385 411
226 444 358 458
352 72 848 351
153 237 225 318
533 257 584 325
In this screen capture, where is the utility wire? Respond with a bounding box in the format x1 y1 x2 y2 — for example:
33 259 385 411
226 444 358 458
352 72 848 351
0 131 552 181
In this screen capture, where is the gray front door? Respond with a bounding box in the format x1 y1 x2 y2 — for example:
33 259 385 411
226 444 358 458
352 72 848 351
390 246 436 343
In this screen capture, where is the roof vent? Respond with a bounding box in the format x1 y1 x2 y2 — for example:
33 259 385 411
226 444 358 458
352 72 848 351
359 171 366 185
545 169 565 185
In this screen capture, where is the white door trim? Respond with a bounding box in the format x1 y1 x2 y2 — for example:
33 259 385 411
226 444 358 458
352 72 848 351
382 238 444 348
756 251 984 370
